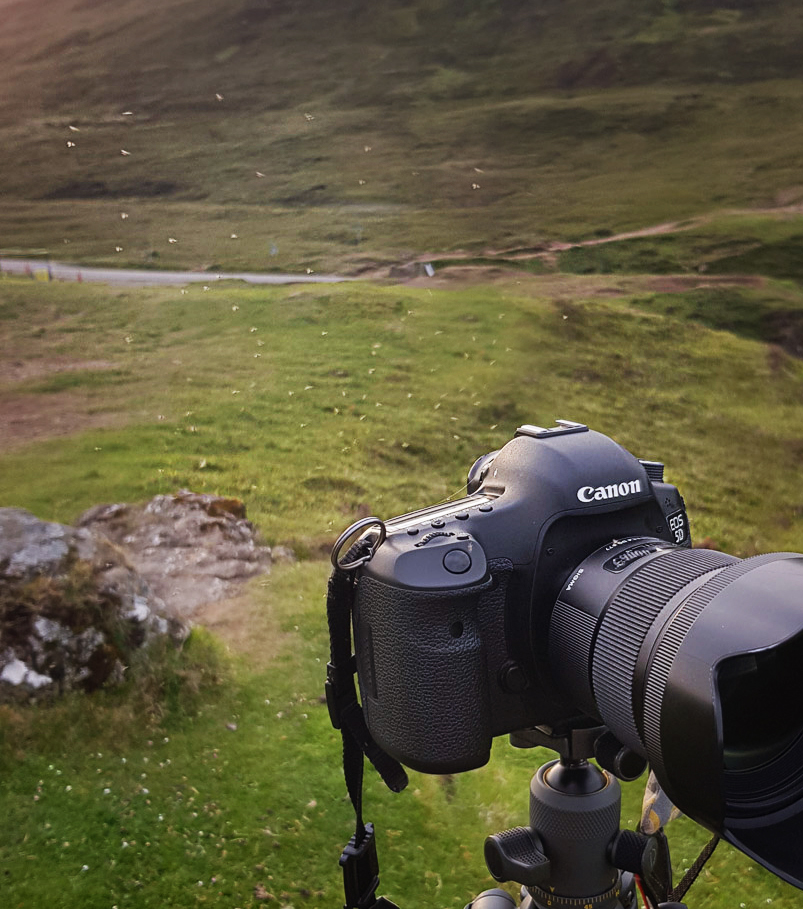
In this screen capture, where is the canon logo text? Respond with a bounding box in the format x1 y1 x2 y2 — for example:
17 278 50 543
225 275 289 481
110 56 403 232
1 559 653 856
576 479 642 503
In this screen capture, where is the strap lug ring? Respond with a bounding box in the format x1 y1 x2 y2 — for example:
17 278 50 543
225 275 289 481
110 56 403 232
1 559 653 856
331 516 387 571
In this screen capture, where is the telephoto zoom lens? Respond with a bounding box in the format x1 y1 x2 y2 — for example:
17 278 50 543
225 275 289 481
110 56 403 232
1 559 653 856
549 539 803 888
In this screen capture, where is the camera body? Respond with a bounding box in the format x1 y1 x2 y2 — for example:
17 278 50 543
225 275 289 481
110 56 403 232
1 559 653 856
352 421 690 774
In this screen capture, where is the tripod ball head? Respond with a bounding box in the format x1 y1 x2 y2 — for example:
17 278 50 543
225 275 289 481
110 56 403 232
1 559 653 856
466 889 517 909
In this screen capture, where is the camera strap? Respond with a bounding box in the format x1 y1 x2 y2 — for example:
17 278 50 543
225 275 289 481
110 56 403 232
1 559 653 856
326 537 408 909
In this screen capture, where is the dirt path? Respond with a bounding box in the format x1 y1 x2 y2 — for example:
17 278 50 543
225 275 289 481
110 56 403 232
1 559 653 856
408 204 803 269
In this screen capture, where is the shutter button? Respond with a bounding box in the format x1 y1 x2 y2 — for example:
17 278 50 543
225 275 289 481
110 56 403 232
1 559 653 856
443 549 472 574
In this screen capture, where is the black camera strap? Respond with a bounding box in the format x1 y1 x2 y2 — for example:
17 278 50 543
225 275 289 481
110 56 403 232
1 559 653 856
326 537 408 909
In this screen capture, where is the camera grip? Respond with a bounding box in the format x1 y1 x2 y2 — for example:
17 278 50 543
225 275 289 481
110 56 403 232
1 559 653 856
353 574 494 773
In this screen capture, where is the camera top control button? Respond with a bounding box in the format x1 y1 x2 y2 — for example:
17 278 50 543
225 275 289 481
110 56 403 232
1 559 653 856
478 504 493 513
443 549 472 574
456 512 470 520
431 518 446 528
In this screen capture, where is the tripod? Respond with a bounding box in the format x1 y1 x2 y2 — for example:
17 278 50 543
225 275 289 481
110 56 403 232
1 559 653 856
466 727 686 909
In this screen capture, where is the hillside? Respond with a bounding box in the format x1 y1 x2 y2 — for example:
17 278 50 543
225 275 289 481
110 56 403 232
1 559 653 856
1 0 803 272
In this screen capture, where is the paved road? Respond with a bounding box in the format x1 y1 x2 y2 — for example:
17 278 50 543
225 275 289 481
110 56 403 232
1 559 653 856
0 258 351 287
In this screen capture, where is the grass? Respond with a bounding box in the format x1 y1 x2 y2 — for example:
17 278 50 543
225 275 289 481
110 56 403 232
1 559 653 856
2 2 803 272
2 562 801 909
1 274 802 553
0 273 802 908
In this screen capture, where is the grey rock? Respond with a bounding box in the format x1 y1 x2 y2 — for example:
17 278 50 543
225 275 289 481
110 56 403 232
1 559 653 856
0 508 70 579
1 659 27 685
78 490 273 620
1 491 291 702
0 506 187 701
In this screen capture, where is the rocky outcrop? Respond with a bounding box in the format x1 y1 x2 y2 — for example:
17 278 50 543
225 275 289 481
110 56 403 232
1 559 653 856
1 491 281 702
77 491 273 619
0 507 186 700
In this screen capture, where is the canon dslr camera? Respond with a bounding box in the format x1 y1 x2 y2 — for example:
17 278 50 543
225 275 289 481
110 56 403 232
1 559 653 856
348 421 803 888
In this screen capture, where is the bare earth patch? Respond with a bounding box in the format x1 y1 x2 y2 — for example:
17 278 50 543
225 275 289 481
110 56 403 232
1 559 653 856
192 587 290 664
0 358 124 452
0 391 127 451
398 267 764 296
0 356 116 385
645 274 764 293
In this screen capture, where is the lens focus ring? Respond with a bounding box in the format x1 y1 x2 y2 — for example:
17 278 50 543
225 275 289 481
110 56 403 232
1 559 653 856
592 549 735 753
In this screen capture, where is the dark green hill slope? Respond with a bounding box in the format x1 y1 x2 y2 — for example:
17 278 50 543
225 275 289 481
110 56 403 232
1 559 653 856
1 0 802 271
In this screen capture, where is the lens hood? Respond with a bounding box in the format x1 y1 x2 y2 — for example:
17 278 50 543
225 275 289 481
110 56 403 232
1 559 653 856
552 545 803 887
645 553 803 887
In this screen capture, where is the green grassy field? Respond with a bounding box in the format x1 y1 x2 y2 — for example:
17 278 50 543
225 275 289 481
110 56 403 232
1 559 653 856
2 1 803 906
1 272 802 908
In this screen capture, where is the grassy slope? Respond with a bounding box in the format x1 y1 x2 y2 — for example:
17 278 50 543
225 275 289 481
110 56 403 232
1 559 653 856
1 274 803 906
2 0 803 271
1 274 802 553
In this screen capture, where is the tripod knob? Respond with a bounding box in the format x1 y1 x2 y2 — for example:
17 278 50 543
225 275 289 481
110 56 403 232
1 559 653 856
485 826 551 887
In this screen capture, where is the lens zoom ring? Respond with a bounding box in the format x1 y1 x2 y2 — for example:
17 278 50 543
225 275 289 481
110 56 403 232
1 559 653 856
592 549 734 753
643 552 789 779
